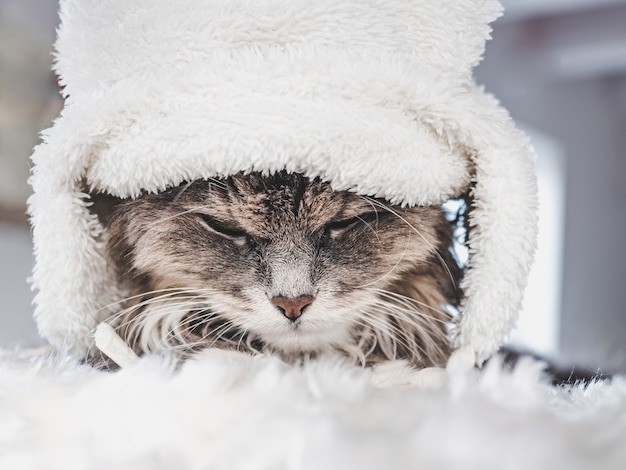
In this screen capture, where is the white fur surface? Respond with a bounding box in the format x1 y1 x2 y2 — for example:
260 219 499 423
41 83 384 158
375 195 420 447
28 0 538 364
0 349 624 469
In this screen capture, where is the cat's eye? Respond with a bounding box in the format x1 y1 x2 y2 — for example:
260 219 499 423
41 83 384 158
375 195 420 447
197 213 248 245
324 212 384 237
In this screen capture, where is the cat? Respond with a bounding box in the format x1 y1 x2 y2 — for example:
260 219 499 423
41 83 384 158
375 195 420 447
96 170 465 369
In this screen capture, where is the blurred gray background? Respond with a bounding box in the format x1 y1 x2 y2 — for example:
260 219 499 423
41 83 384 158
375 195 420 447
1 0 625 372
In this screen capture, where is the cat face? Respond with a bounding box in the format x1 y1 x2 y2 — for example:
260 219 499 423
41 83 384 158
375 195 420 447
103 171 461 367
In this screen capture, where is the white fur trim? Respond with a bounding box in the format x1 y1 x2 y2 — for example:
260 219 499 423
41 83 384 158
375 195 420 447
2 352 625 468
29 0 537 363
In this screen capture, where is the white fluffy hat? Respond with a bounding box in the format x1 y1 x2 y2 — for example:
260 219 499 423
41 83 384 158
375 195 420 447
29 0 537 365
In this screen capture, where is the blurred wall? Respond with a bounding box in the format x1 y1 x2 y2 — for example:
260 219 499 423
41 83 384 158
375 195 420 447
0 0 59 348
0 0 60 211
0 222 40 348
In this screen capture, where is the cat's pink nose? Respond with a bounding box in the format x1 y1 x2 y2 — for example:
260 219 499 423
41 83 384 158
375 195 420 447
271 295 314 321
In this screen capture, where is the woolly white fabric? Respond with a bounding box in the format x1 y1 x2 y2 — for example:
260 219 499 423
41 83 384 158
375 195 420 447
1 349 624 469
28 0 538 363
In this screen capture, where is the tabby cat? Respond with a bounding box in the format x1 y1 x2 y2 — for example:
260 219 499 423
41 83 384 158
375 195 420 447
98 171 464 368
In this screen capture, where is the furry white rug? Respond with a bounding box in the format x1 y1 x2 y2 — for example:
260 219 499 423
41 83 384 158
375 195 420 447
1 349 624 469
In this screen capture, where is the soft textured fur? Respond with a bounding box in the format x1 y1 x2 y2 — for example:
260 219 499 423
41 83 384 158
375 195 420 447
1 349 624 469
100 172 462 368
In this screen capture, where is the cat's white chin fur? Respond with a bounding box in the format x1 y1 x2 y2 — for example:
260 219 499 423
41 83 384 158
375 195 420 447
262 323 352 354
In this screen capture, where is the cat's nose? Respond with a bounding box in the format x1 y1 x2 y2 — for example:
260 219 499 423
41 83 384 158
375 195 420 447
270 295 314 321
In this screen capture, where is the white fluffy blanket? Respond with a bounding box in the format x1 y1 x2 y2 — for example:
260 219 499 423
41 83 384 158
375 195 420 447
1 349 624 469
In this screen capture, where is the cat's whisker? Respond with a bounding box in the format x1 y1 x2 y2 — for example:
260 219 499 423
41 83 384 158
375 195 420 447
364 287 451 320
353 315 406 359
356 324 402 363
358 330 379 363
374 298 449 323
369 313 434 357
245 333 264 353
189 312 233 338
363 196 458 289
98 287 208 312
235 328 248 352
104 291 211 323
108 302 204 344
358 315 434 364
146 199 253 229
107 285 252 356
353 201 383 243
112 298 204 351
148 301 247 354
354 307 421 354
161 314 225 350
147 195 237 230
341 327 376 366
145 207 206 229
361 299 450 362
109 295 207 323
363 310 420 336
367 301 447 345
161 311 215 345
353 231 413 289
205 321 239 347
359 195 382 220
198 326 248 352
